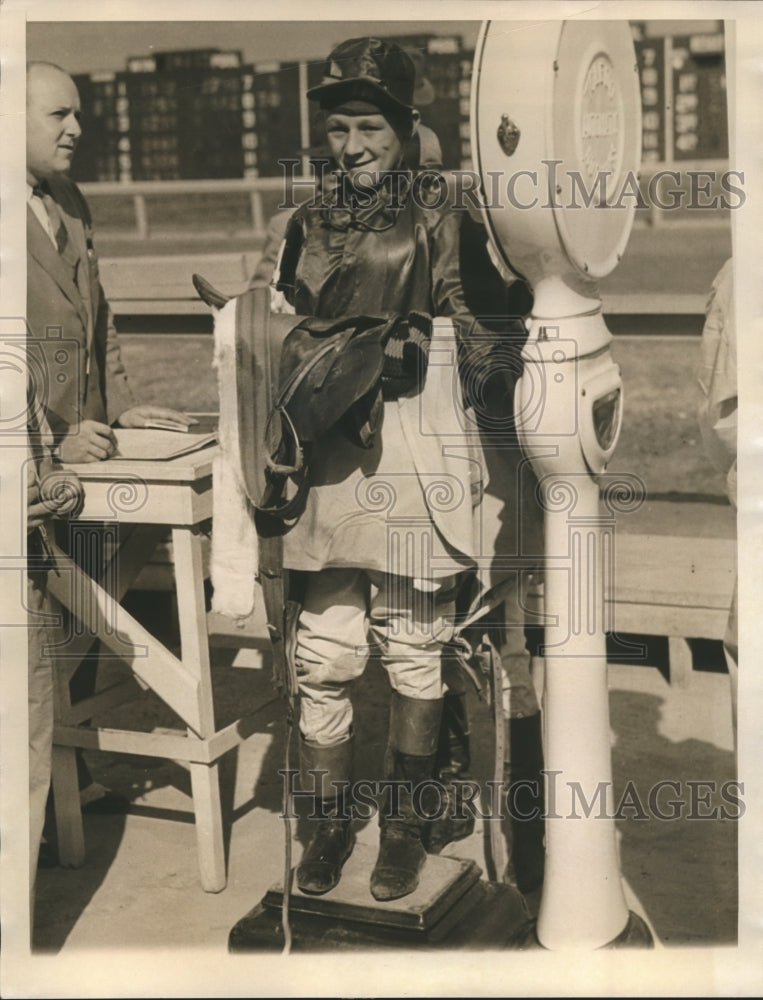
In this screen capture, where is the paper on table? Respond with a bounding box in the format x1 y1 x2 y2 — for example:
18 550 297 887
142 418 191 432
112 428 217 461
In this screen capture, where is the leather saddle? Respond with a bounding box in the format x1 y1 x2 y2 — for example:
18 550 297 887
193 274 392 523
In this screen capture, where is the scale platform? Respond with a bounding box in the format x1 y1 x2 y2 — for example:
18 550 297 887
229 843 529 952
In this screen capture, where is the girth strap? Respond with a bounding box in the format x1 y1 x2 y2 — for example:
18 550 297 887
233 285 302 704
256 521 299 707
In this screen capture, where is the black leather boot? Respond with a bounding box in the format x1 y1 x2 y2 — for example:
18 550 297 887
503 712 545 895
426 690 476 853
370 693 443 902
296 737 355 896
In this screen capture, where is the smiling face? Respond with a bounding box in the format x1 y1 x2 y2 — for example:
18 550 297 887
324 111 404 183
26 63 82 185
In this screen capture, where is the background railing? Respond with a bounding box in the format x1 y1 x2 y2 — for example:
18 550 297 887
81 159 732 241
81 175 316 241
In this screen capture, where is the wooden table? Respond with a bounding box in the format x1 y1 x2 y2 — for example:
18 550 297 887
47 445 256 892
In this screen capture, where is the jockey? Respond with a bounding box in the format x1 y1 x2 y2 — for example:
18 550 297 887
266 36 543 903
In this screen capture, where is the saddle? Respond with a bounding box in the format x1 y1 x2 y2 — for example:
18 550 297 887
194 275 393 521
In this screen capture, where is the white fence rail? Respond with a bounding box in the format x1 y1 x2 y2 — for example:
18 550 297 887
80 175 316 240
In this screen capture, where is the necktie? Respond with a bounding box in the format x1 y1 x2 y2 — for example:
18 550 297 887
32 182 90 381
33 183 70 256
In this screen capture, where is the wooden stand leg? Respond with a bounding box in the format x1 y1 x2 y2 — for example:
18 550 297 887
189 762 226 893
172 526 226 893
51 745 85 868
668 635 694 688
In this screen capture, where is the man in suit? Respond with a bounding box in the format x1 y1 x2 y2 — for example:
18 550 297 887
26 61 194 830
26 61 193 454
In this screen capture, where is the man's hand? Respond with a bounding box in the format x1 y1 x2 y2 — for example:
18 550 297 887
27 470 84 528
27 482 50 530
58 420 117 463
39 468 84 518
116 405 198 431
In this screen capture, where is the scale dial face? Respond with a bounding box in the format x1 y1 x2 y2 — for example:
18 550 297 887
472 20 642 285
552 21 642 279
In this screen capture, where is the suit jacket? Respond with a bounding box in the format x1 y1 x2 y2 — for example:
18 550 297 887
27 175 134 438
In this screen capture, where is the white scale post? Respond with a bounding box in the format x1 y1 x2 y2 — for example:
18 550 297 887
472 20 653 949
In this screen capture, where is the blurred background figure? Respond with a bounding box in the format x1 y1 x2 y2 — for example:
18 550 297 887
697 257 737 736
404 46 443 171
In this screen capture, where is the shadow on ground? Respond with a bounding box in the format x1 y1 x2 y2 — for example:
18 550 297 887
610 686 737 946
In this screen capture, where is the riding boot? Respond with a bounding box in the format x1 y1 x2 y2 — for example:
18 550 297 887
296 736 355 895
502 712 545 895
371 692 443 902
425 690 476 853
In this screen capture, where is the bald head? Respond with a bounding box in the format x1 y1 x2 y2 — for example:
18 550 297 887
27 62 82 185
27 60 71 80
